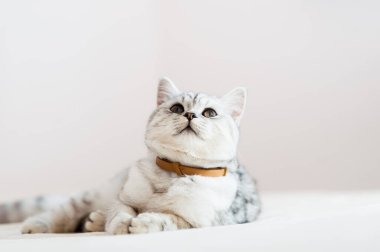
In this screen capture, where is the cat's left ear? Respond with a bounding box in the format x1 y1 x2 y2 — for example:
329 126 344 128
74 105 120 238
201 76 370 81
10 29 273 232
157 77 180 106
221 87 247 125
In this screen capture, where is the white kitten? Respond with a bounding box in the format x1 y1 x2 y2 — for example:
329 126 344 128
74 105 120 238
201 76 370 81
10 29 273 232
0 78 260 234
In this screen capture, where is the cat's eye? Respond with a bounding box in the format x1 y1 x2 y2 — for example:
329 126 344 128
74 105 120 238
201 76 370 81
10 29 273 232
202 108 217 118
170 103 184 114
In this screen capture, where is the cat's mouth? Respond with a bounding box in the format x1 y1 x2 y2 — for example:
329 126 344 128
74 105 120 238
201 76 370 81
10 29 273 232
177 124 197 135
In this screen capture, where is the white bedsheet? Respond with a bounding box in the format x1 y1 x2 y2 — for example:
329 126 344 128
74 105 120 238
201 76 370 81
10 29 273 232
1 191 379 252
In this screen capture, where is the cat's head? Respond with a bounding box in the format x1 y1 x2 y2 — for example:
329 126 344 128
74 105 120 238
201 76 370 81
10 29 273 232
145 78 246 167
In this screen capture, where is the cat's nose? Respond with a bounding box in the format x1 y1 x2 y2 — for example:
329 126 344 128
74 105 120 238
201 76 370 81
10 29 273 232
184 112 197 120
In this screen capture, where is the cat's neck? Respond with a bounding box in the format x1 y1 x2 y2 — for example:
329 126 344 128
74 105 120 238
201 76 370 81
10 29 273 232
146 149 238 171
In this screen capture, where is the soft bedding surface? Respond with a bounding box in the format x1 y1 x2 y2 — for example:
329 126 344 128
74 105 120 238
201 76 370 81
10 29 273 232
0 191 379 252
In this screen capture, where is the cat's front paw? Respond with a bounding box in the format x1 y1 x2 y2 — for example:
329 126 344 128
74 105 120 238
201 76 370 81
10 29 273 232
21 217 51 234
129 213 164 234
83 210 106 232
106 212 133 235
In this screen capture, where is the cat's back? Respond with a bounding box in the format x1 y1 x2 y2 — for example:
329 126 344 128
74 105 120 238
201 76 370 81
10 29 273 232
228 164 261 224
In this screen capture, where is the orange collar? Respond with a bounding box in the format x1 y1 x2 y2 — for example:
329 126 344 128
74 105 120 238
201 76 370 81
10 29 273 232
156 157 227 177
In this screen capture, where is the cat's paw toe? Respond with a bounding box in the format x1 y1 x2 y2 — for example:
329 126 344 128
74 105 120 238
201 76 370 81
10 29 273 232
129 213 163 234
21 218 50 234
106 213 132 235
83 210 106 232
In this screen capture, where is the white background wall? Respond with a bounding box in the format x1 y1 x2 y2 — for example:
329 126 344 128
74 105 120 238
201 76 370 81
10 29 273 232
0 0 379 201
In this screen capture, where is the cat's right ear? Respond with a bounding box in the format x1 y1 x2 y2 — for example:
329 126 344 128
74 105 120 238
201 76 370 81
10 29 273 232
157 77 180 106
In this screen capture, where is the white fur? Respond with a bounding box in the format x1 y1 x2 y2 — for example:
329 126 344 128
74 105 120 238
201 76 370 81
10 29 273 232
19 78 256 235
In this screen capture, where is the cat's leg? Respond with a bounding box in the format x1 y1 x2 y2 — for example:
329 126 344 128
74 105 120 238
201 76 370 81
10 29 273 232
105 200 137 235
129 212 192 234
21 168 129 234
21 190 98 234
81 210 106 232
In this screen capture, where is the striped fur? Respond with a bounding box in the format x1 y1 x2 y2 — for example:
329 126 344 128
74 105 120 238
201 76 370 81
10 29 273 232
0 195 68 224
0 78 260 234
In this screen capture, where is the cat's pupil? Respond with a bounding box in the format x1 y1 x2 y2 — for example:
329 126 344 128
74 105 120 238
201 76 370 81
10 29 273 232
202 108 217 118
170 104 184 114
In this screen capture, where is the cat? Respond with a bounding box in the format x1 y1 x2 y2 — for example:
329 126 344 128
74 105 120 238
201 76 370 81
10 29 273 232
0 78 260 234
